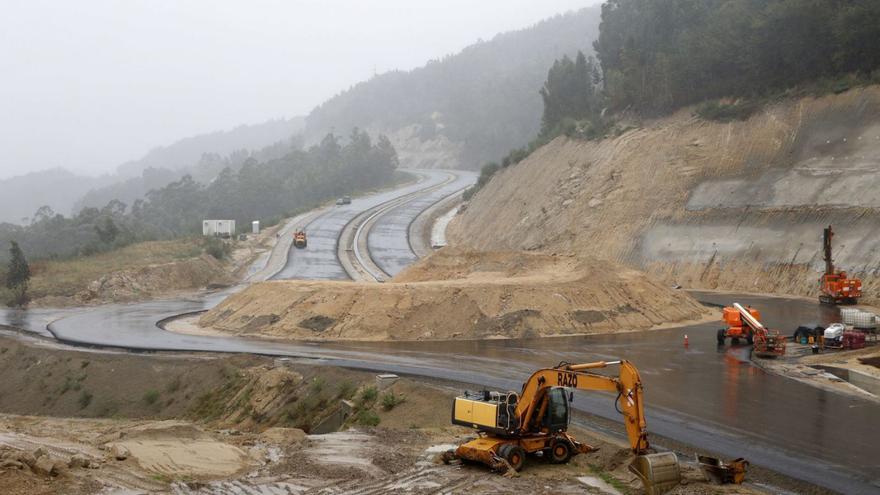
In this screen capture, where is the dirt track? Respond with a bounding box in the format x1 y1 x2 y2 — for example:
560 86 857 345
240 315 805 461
197 248 710 341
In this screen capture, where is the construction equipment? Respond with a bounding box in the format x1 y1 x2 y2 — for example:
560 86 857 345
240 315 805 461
444 360 681 492
293 231 307 249
718 303 786 357
819 225 861 304
697 455 749 484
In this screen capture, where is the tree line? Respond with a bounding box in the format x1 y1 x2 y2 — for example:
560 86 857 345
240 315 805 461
468 0 880 198
0 129 399 263
594 0 880 113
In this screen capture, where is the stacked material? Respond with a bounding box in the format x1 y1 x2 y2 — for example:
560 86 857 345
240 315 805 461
840 308 878 329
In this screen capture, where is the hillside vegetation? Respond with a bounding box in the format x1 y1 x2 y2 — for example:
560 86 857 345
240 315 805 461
75 122 306 213
1 118 305 227
594 0 880 113
304 7 601 170
0 170 115 225
0 130 398 263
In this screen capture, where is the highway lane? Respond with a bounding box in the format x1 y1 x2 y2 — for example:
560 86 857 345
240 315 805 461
1 291 874 493
367 170 476 276
270 169 456 280
0 171 878 492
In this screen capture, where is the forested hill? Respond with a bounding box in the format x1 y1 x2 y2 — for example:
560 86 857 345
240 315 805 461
303 7 601 170
116 117 305 178
73 117 306 212
594 0 880 113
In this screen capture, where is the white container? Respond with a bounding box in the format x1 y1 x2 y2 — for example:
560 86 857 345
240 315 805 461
840 308 860 326
202 219 236 237
252 220 260 234
852 311 878 330
824 323 845 341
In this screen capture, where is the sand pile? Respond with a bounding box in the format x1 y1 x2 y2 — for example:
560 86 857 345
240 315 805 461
198 249 709 341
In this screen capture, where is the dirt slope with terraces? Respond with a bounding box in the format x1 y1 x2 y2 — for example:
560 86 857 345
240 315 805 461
449 85 880 303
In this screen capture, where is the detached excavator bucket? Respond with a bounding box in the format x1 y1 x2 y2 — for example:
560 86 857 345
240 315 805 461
628 452 681 495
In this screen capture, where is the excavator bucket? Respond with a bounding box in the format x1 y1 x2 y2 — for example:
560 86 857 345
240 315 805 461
628 452 681 495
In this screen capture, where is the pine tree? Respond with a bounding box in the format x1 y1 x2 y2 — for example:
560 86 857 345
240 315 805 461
6 241 30 290
6 241 31 307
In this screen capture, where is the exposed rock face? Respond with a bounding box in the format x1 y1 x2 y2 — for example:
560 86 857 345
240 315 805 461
450 86 880 302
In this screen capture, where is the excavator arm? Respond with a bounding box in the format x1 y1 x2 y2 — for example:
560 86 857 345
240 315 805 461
514 360 650 454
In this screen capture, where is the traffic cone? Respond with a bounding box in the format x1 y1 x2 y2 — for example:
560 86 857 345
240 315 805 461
684 334 689 347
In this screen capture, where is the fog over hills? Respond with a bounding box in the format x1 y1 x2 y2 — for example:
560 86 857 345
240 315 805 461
0 117 304 224
304 7 601 170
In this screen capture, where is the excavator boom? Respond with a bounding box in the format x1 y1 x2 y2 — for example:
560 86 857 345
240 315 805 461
515 360 649 454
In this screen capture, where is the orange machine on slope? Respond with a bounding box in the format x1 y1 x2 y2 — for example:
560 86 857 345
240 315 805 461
718 303 785 357
293 231 307 249
819 225 861 305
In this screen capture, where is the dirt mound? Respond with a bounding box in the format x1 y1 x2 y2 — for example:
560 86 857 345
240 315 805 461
198 250 709 341
73 254 233 304
394 247 565 282
450 85 880 302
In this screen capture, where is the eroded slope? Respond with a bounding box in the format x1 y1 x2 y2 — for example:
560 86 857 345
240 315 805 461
450 86 880 301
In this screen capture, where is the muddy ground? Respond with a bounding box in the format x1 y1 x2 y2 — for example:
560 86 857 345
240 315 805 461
0 335 828 494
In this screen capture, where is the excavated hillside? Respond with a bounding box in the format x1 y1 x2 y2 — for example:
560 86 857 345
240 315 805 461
450 86 880 303
198 249 708 341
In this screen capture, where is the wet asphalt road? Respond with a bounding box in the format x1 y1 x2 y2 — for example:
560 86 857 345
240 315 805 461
367 171 476 276
270 169 462 280
2 292 876 493
0 173 877 493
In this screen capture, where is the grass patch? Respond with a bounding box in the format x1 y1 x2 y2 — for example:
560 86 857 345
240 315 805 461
310 377 325 394
355 409 380 427
359 386 378 405
589 464 631 493
165 376 182 393
695 99 758 122
143 389 160 406
380 391 405 411
27 238 209 299
337 380 356 399
77 390 93 409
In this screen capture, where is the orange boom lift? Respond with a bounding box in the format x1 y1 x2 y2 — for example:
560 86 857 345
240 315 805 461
819 225 861 304
717 303 786 357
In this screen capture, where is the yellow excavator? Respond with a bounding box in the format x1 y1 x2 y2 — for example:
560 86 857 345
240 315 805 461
444 360 680 492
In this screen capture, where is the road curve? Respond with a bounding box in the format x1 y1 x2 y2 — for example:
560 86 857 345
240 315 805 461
270 169 461 280
0 176 877 493
366 171 475 277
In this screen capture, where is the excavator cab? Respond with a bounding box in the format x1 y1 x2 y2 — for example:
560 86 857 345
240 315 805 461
542 387 569 432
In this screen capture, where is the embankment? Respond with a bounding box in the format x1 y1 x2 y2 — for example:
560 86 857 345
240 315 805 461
449 85 880 303
197 249 709 341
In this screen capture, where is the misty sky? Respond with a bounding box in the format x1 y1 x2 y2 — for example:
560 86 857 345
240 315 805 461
0 0 597 180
